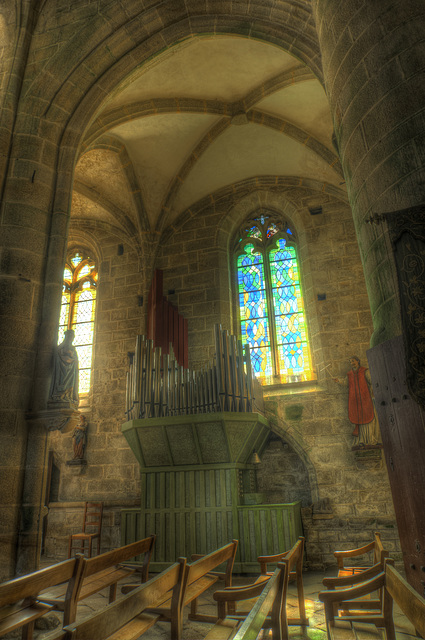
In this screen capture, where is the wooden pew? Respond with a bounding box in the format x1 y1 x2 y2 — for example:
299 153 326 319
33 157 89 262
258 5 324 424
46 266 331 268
333 532 388 578
39 536 155 625
210 537 308 639
0 557 83 640
204 563 287 640
148 540 238 639
322 560 387 616
48 559 186 640
318 558 425 640
254 536 308 629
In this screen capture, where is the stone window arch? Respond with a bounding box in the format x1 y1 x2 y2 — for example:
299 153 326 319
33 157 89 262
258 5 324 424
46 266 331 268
235 210 313 384
58 250 98 395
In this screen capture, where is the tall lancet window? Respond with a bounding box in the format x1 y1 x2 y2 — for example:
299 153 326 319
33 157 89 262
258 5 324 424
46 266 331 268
59 251 98 395
235 212 313 384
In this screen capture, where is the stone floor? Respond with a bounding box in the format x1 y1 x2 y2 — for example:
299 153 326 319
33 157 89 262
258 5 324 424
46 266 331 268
30 566 418 640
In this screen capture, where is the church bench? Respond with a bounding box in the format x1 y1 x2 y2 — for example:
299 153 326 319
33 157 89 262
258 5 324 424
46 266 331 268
254 536 308 628
332 531 388 578
147 540 238 639
48 558 186 640
39 536 155 626
322 560 388 616
0 557 83 640
203 563 287 640
318 558 425 640
208 537 308 639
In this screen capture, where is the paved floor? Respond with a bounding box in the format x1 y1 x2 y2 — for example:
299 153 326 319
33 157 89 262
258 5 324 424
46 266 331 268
29 564 419 640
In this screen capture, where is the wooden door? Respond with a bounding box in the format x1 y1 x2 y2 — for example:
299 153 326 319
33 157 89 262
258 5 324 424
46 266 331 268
367 335 425 596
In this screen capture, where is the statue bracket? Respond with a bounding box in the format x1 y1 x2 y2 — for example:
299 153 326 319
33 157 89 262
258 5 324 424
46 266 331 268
26 405 80 433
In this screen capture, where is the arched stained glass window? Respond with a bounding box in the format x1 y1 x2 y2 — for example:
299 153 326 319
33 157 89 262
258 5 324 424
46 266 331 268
236 212 313 384
59 251 98 395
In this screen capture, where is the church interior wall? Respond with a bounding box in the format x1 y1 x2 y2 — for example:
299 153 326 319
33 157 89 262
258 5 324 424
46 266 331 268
2 0 424 579
43 182 400 567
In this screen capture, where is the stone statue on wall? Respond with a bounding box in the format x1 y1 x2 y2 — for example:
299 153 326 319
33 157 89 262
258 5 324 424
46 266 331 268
49 329 79 409
334 356 381 448
72 414 87 460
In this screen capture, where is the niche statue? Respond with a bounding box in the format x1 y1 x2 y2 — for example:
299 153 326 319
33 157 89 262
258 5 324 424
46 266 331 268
49 329 79 409
72 414 87 460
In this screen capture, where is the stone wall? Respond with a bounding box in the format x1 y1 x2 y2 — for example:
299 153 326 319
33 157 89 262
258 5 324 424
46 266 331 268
47 229 143 514
43 500 139 560
44 186 398 568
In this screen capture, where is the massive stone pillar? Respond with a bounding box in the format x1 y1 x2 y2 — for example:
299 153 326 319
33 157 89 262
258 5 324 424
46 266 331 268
0 62 69 580
312 0 425 346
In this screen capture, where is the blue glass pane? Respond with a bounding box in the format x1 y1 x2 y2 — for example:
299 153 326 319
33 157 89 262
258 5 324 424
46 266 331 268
249 347 272 377
238 291 268 321
273 286 300 315
238 246 271 379
240 318 270 347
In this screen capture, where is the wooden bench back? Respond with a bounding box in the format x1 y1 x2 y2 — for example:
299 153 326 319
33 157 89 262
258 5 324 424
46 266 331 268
61 559 186 640
385 562 425 638
185 540 238 588
232 563 287 640
281 537 304 574
257 536 304 575
335 531 388 570
372 532 388 564
0 558 82 608
81 535 156 580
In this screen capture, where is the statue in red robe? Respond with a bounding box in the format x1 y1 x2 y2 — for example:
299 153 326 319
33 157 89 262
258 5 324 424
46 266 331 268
335 357 381 446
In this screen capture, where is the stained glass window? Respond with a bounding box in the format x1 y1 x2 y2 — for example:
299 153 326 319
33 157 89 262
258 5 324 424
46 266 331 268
236 212 313 384
59 251 98 395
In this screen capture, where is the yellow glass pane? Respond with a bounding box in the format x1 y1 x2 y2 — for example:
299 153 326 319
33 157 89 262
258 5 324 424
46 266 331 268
79 264 91 277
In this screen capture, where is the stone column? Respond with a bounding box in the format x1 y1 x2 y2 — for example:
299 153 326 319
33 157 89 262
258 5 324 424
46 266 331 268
312 0 425 346
0 123 67 577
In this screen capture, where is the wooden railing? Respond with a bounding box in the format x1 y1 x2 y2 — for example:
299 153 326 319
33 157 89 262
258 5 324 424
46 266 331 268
125 324 263 420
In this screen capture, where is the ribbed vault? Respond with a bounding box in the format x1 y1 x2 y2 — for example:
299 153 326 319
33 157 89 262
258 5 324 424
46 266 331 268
67 32 343 235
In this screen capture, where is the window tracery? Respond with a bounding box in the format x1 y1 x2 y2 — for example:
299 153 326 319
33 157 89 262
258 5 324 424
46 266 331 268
59 251 98 394
235 212 313 384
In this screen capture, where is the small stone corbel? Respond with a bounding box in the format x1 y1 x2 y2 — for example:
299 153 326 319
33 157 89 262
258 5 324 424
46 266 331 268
26 407 80 432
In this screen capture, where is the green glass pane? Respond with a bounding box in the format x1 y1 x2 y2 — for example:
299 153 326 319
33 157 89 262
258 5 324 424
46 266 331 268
237 245 270 377
246 225 261 239
270 239 310 378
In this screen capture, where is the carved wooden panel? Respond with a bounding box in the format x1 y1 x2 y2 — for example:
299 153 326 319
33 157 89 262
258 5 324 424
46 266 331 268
367 335 425 596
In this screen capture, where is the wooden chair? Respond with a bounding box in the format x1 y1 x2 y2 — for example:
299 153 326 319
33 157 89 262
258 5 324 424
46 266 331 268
68 502 103 558
0 557 83 640
318 557 425 640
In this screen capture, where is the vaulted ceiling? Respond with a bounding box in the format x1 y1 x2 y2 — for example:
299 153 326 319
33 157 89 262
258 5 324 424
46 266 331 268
72 35 345 239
